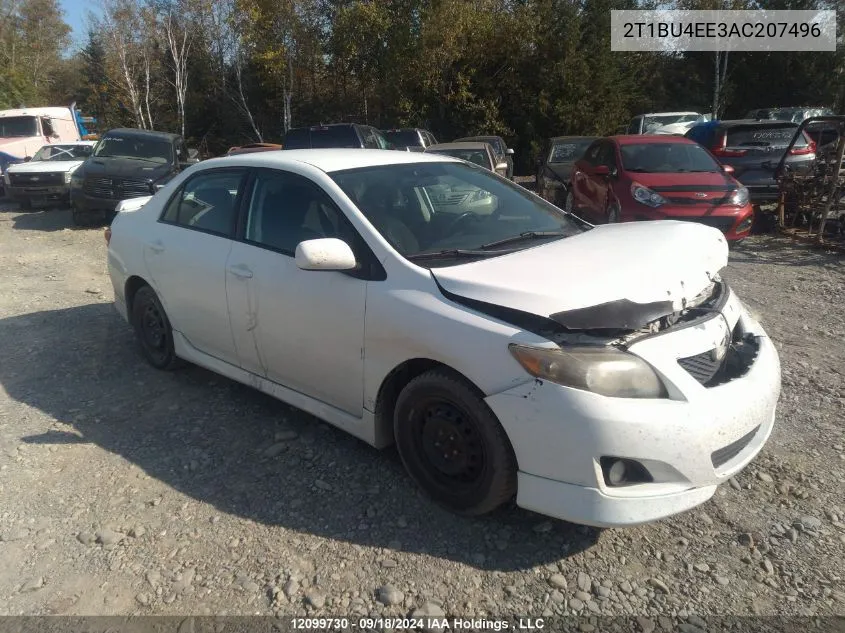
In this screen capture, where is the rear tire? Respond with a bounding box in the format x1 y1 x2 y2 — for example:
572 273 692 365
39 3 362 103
393 369 517 516
131 285 184 371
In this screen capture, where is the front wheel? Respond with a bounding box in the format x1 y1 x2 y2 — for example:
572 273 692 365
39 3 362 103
131 285 184 370
394 369 517 516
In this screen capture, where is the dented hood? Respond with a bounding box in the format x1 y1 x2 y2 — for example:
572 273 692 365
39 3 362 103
431 221 728 329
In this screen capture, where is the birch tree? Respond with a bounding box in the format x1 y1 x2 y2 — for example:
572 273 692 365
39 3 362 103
160 4 194 138
99 0 146 128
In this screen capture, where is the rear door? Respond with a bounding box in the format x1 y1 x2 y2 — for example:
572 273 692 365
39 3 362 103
144 168 247 366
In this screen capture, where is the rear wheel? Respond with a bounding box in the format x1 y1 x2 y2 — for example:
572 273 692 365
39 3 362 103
394 369 517 516
131 285 184 370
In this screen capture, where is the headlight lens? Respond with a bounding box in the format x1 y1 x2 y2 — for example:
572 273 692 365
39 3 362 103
728 186 749 207
71 174 83 188
64 171 73 184
508 344 668 399
631 182 667 207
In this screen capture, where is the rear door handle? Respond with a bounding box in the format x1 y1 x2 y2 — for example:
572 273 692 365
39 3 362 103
227 264 253 279
146 240 165 253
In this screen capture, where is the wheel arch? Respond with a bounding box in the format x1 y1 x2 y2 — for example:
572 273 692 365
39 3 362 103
124 275 152 324
373 358 487 448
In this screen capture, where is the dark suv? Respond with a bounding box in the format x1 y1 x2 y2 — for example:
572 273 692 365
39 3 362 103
71 128 198 225
283 123 390 150
685 120 816 203
382 128 438 152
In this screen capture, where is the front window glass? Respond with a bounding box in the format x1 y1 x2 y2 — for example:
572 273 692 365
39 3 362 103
620 142 720 173
330 162 584 266
427 149 492 169
162 170 243 236
548 139 593 163
0 116 39 138
94 136 172 163
32 144 93 161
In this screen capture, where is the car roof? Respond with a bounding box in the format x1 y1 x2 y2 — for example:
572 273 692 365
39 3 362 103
454 135 503 142
197 148 458 174
426 142 491 151
610 135 697 145
714 119 799 128
105 127 181 140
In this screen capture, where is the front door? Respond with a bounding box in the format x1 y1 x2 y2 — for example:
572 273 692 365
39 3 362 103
143 168 247 366
225 168 368 416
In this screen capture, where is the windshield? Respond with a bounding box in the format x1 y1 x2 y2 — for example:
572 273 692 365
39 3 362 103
548 139 593 163
0 116 39 138
643 114 701 131
330 162 583 266
620 142 720 173
428 149 491 169
384 131 422 147
32 144 93 161
93 136 172 163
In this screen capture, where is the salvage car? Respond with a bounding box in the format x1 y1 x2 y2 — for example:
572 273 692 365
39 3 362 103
107 149 780 527
424 142 507 176
626 112 707 136
71 128 199 226
536 136 597 205
685 119 816 203
453 135 514 179
567 135 754 242
4 141 95 209
383 128 438 152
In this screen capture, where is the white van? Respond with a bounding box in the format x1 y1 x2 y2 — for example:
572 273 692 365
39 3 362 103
0 107 82 185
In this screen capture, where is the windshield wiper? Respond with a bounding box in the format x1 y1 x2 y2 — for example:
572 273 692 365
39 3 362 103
480 230 569 250
406 248 506 261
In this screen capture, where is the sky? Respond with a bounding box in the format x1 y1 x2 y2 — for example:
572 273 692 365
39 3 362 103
60 0 101 50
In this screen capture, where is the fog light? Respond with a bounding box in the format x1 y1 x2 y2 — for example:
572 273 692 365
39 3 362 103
736 216 753 233
600 457 653 487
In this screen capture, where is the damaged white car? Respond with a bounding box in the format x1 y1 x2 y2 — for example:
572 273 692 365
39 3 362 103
106 149 781 527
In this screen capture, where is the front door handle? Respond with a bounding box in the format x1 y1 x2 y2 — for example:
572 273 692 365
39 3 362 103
227 264 253 279
146 240 165 253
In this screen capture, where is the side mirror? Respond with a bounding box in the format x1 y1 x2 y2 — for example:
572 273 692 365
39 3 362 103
505 148 514 156
295 238 357 271
721 164 735 174
592 165 610 176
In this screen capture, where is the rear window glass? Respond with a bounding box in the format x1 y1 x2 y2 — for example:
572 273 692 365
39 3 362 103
384 131 422 147
726 125 805 148
310 127 360 148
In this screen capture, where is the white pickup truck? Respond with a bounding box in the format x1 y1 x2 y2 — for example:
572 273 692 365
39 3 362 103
4 141 96 209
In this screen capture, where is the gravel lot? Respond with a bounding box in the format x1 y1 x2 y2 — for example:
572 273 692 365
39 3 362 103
1 201 844 626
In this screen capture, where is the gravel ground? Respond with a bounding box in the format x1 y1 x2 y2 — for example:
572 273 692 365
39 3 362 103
0 201 843 626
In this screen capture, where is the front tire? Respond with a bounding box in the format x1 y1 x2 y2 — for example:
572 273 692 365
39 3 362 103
131 285 184 370
394 369 517 516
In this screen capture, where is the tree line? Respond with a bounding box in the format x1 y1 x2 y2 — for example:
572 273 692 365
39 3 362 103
2 0 844 172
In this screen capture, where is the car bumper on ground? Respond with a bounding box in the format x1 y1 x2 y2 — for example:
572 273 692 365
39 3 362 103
7 184 71 204
485 288 781 527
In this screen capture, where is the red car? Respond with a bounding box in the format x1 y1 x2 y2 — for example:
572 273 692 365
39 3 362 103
565 135 754 242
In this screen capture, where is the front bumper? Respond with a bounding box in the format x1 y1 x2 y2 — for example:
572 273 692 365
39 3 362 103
7 184 70 202
626 204 754 241
71 189 123 212
485 288 781 527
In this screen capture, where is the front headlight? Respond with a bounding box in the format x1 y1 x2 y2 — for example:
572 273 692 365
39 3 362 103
631 182 667 207
509 344 667 399
64 171 73 184
727 186 749 207
71 174 84 188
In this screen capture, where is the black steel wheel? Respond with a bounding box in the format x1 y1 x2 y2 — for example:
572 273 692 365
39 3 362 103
394 369 517 515
131 285 183 370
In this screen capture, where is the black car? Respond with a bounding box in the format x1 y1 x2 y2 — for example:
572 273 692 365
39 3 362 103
453 135 514 179
382 128 438 152
684 120 816 203
536 136 597 205
71 128 198 225
283 123 390 150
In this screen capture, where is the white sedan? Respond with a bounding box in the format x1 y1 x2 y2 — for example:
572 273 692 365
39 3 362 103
107 149 781 527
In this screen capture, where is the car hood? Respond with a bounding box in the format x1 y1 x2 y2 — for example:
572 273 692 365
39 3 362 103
625 170 737 190
430 221 728 330
8 159 85 174
83 157 173 181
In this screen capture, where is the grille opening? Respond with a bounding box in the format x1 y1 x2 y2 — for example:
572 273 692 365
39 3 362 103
711 426 760 468
678 324 759 388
